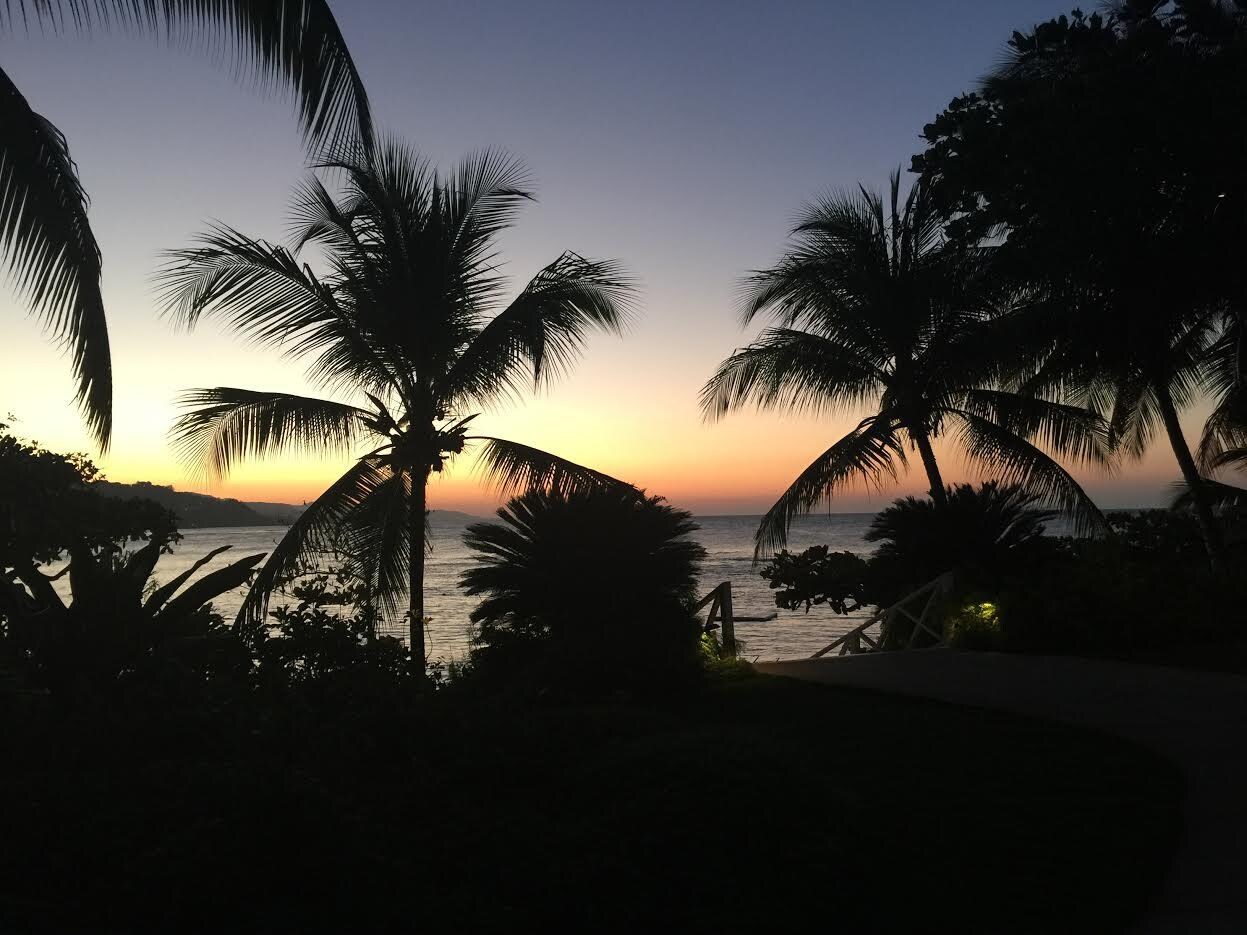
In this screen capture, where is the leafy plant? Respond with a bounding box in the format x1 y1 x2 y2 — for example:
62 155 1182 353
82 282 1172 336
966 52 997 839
0 427 260 693
250 569 412 693
759 482 1059 647
460 488 707 693
759 546 870 614
866 481 1056 604
972 509 1245 653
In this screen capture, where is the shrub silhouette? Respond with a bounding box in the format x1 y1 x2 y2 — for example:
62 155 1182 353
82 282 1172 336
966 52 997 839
461 488 706 693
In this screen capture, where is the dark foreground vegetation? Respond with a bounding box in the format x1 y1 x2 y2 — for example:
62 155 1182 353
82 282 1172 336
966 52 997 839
1 435 1182 933
1 672 1180 934
763 482 1247 655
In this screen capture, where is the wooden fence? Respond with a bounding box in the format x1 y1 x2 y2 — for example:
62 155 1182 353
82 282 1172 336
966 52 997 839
694 581 776 658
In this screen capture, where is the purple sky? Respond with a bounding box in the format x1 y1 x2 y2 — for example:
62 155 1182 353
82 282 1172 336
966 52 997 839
0 1 1196 512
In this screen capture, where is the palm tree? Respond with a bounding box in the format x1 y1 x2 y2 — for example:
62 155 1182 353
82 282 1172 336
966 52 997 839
1 0 371 449
941 1 1244 575
158 141 636 665
1017 286 1231 574
700 173 1108 558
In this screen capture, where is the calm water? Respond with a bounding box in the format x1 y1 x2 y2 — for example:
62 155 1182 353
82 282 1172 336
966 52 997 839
132 515 882 663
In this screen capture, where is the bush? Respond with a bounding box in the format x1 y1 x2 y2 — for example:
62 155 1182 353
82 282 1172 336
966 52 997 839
945 599 1003 650
924 509 1247 654
987 510 1246 653
865 482 1057 606
761 483 1058 646
759 546 871 614
248 570 415 701
460 488 707 695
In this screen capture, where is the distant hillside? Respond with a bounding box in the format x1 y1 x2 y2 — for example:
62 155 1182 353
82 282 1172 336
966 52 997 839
94 482 484 529
94 481 275 529
244 500 306 524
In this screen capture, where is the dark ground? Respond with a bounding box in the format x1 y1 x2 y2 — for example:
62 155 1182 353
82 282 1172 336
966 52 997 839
0 673 1180 933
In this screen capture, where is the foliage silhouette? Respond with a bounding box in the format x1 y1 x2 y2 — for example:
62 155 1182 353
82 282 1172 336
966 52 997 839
760 546 870 615
914 1 1247 572
865 481 1056 606
0 0 371 448
249 568 413 696
992 509 1246 653
461 487 706 693
159 140 637 664
0 428 260 693
702 173 1108 557
760 482 1057 646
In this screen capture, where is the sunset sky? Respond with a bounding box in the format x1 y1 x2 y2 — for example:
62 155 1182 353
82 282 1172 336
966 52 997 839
0 0 1207 515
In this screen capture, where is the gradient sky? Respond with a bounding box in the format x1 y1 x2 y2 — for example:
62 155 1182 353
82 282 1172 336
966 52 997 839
0 0 1211 514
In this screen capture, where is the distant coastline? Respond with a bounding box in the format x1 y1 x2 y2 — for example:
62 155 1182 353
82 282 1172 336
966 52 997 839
93 482 1155 531
93 481 486 529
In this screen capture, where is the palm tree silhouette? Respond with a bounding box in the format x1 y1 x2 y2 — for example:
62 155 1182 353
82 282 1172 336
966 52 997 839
1198 309 1247 476
701 173 1108 558
0 1 371 449
1016 283 1230 573
925 4 1244 575
158 141 636 664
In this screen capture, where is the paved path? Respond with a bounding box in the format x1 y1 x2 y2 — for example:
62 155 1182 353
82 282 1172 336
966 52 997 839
755 650 1247 934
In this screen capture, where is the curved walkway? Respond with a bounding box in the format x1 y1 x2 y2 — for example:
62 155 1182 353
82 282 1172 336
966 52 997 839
755 650 1247 934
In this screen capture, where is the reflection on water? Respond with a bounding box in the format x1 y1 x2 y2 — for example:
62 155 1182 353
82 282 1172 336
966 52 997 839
78 515 884 663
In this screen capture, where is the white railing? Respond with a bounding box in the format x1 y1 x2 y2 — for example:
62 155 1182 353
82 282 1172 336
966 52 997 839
810 573 955 658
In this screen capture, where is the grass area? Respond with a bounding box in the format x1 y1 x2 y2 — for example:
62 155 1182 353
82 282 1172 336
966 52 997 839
1 673 1180 933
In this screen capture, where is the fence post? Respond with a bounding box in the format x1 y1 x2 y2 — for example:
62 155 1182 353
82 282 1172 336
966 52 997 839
719 582 736 658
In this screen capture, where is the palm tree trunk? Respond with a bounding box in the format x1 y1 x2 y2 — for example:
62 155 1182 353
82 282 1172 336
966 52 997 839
408 467 430 669
912 431 948 508
1155 382 1228 576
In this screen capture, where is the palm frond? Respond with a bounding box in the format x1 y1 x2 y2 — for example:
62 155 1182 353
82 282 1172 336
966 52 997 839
1212 447 1247 472
287 171 362 254
444 148 535 267
952 409 1108 534
699 327 885 422
157 224 401 394
237 454 394 627
171 387 376 478
443 252 636 409
157 224 338 340
1104 369 1161 460
470 436 634 500
959 389 1114 469
0 1 372 150
336 467 412 622
740 240 887 356
738 174 976 374
0 64 111 447
1170 477 1247 512
754 416 906 559
1197 378 1247 474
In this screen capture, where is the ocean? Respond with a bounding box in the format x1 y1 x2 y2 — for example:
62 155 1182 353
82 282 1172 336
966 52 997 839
133 514 884 663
